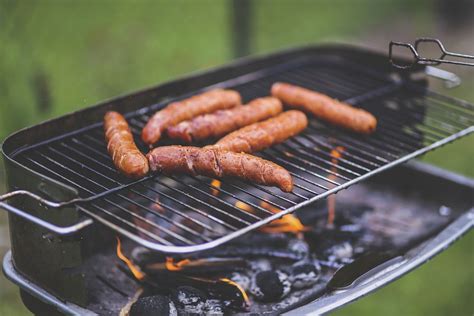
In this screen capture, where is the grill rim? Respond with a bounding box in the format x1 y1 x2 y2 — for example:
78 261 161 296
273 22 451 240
1 44 473 254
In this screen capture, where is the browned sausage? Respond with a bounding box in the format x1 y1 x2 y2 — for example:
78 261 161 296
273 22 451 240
166 97 283 143
141 89 241 145
271 82 377 134
104 111 149 178
147 146 293 192
209 110 308 153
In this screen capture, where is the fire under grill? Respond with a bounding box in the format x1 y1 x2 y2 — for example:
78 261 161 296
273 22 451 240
1 49 473 253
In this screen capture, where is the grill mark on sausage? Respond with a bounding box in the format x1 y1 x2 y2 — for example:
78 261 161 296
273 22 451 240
147 146 293 192
142 89 241 145
104 111 149 178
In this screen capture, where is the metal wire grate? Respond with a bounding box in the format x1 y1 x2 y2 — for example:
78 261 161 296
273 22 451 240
9 58 474 253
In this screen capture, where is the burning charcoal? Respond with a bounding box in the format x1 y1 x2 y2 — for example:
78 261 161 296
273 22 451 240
339 223 363 234
232 233 290 247
288 238 310 257
249 258 272 272
289 261 321 290
173 286 207 314
131 246 165 266
327 242 353 261
250 270 291 302
190 246 304 261
130 295 177 316
204 299 225 315
228 272 251 291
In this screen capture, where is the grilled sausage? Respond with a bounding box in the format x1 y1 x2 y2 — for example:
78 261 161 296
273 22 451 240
104 111 149 178
209 110 308 153
147 146 293 192
142 89 241 145
271 82 377 134
166 97 283 143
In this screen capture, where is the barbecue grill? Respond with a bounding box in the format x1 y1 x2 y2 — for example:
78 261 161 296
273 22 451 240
1 44 473 315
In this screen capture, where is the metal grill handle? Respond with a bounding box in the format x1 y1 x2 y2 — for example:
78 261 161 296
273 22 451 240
389 38 474 69
0 191 94 234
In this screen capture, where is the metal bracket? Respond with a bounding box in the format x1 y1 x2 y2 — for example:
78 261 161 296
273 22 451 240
424 66 462 88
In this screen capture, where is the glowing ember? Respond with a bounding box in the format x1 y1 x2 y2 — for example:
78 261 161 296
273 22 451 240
220 278 250 305
116 237 145 280
151 197 165 213
258 201 307 235
210 179 221 196
235 201 255 213
165 257 191 271
327 146 345 227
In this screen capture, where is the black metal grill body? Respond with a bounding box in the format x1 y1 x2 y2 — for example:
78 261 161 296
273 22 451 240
1 45 473 307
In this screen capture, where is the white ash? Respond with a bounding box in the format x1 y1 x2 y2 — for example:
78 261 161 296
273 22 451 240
229 272 251 291
328 242 353 261
175 286 206 314
288 238 310 256
289 261 321 290
249 258 272 272
204 299 225 315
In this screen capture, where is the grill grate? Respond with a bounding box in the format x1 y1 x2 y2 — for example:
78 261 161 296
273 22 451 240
9 58 474 253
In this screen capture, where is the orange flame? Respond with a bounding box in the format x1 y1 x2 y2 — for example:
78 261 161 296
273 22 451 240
151 197 165 213
235 201 255 213
165 257 191 271
220 278 250 305
258 201 308 235
116 237 145 280
211 179 221 196
327 146 345 227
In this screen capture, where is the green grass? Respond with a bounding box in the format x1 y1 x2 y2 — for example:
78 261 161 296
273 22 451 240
0 1 472 315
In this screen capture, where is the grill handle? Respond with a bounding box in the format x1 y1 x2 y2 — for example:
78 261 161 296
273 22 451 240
0 201 93 234
0 190 94 235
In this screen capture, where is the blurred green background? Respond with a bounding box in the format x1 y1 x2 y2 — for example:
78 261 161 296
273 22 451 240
0 0 472 315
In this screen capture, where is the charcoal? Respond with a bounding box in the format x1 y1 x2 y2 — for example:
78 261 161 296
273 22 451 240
131 247 166 266
228 272 251 291
204 299 225 315
173 286 207 314
182 246 304 261
326 242 353 262
249 258 272 272
250 270 291 302
230 233 290 247
287 238 310 257
130 295 177 316
289 261 321 290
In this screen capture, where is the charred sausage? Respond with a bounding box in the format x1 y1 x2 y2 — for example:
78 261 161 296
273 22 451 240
166 97 283 143
209 110 308 153
147 146 293 192
142 89 241 145
271 82 377 134
104 111 149 178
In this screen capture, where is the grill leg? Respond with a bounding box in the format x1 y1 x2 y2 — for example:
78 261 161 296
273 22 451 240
20 290 64 316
